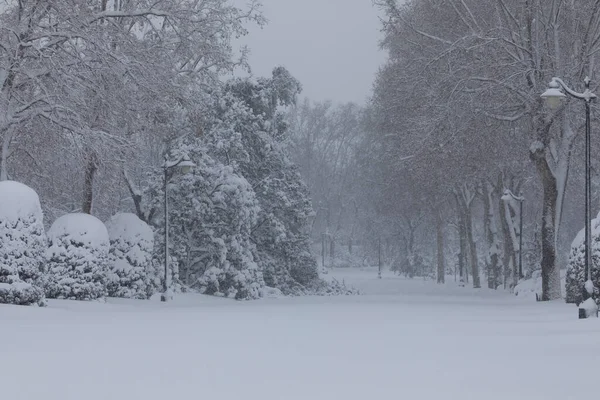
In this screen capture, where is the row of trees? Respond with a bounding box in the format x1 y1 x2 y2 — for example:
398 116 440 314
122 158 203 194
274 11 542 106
281 0 600 300
346 0 600 300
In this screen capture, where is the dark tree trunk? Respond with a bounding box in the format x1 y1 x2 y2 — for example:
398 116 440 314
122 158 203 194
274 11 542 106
82 151 98 215
530 121 561 301
455 193 467 285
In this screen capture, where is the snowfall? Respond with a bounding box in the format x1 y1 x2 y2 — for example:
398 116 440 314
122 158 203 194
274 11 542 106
1 268 597 400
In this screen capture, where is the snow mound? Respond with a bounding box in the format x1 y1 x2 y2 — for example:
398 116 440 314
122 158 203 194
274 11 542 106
259 286 284 299
514 270 566 300
0 180 43 222
48 213 109 249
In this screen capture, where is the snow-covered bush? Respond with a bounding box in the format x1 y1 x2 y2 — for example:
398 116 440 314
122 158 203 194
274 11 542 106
0 181 46 306
566 212 600 304
105 213 154 299
45 213 110 300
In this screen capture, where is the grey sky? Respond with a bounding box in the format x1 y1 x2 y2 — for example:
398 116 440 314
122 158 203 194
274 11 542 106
233 0 387 105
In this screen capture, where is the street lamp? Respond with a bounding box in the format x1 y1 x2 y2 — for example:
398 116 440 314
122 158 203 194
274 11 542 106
161 154 196 302
501 189 524 283
541 77 598 318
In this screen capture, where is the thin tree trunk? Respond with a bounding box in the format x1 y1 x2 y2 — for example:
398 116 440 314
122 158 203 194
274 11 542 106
455 193 467 285
436 209 445 284
465 203 481 289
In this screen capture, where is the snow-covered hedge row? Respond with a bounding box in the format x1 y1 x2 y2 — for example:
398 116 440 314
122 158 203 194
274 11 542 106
0 181 46 306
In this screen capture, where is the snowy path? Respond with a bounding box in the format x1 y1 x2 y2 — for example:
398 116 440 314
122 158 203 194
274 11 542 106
1 268 598 400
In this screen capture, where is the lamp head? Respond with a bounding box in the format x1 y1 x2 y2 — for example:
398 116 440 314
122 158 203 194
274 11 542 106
541 79 566 110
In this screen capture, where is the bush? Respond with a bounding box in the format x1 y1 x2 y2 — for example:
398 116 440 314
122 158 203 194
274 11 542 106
566 212 600 304
45 213 110 301
0 181 46 306
105 213 154 299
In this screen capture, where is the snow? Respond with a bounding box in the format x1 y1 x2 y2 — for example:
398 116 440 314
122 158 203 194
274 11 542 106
105 213 153 245
571 210 600 248
579 298 598 318
0 268 598 399
514 269 566 300
585 279 595 295
48 213 109 248
0 180 43 222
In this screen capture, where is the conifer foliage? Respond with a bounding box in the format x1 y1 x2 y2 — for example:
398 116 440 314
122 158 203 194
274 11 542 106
105 213 155 299
0 181 46 306
45 214 110 301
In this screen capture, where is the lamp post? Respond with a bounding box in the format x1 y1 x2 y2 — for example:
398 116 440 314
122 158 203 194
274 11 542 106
541 77 597 318
161 154 196 303
501 189 524 282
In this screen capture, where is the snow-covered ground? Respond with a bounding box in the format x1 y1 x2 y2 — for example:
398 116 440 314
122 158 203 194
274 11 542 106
1 268 597 400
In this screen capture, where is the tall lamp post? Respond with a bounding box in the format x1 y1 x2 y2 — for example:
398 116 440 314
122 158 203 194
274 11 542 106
501 190 525 283
541 77 598 318
161 154 196 302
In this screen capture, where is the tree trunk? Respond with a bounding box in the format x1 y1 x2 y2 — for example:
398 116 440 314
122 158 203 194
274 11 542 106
531 124 562 300
483 182 501 289
465 203 481 289
498 184 515 289
436 209 445 284
0 129 13 181
455 193 467 285
82 151 99 214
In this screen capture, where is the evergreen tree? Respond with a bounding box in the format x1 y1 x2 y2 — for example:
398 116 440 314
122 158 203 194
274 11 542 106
566 213 600 304
208 68 321 294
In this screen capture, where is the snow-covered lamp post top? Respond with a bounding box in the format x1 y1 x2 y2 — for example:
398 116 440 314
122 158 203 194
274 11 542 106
541 77 596 109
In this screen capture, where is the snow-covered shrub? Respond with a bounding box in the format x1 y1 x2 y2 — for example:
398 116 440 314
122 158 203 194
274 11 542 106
105 213 154 299
566 212 600 304
0 181 46 306
45 213 110 300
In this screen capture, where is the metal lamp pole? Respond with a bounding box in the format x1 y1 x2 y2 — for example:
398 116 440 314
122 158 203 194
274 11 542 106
542 77 597 318
161 154 196 303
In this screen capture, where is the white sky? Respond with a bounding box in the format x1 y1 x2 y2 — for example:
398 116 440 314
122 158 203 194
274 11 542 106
232 0 387 105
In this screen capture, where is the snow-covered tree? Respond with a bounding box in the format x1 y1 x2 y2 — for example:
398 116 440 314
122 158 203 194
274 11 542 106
0 181 46 306
566 212 600 305
210 69 322 294
45 213 110 301
145 144 264 300
105 213 155 299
